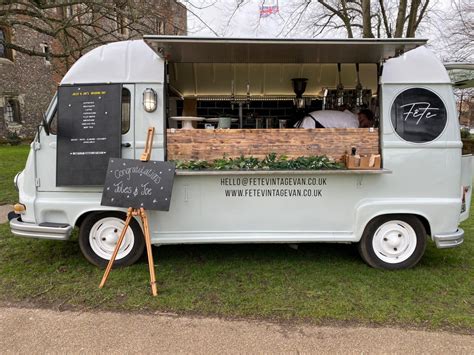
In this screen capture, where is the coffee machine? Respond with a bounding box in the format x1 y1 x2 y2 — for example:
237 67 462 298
291 78 308 126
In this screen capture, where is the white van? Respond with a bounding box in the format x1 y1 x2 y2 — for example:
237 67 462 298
8 37 472 270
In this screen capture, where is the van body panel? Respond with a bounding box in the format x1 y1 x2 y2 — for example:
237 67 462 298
134 83 166 161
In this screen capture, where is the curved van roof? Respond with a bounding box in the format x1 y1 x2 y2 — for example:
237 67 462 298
61 40 163 85
381 46 451 84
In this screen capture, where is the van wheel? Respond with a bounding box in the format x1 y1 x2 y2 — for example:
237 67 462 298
357 215 427 270
79 212 145 268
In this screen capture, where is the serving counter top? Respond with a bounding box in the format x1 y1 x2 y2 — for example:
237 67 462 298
175 169 392 176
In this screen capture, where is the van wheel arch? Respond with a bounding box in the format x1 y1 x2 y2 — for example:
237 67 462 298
75 210 123 228
361 213 431 240
75 211 97 228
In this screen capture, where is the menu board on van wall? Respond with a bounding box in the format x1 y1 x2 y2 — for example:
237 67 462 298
56 84 122 186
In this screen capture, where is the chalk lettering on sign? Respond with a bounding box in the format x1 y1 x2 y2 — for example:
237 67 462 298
141 182 152 196
113 166 162 184
57 84 121 186
400 102 440 125
113 181 133 194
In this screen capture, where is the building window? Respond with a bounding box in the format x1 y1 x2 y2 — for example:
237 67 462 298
4 99 21 124
65 0 74 17
155 18 165 34
122 88 131 134
0 27 13 61
41 43 51 64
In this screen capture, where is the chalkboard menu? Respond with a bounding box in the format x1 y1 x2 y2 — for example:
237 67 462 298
101 158 176 211
57 84 122 186
391 88 447 143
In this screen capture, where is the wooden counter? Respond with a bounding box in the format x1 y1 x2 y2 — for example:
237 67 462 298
167 128 379 162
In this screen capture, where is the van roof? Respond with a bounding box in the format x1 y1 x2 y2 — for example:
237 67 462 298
144 36 427 64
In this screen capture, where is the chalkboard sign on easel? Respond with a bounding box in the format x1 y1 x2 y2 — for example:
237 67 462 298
100 159 175 211
56 84 122 186
99 128 175 296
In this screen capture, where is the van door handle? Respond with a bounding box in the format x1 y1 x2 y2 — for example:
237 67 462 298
121 143 131 148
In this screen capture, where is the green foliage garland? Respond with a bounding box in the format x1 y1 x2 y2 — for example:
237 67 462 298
173 153 344 171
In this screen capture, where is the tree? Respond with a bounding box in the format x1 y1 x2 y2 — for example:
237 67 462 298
436 0 474 125
436 0 473 63
186 0 434 39
0 1 186 68
281 0 433 38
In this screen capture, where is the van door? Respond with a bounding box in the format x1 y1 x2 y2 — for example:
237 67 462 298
36 85 135 191
460 154 472 221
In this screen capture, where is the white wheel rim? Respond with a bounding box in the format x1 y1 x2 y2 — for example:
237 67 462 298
372 220 417 264
89 217 135 260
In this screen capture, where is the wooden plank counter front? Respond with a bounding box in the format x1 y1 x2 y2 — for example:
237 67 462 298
167 128 379 162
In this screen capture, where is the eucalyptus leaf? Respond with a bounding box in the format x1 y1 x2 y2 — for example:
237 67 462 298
172 153 344 171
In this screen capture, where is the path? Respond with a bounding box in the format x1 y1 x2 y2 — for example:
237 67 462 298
1 307 472 353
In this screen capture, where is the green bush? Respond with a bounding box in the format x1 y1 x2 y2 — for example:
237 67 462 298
6 132 21 146
460 128 471 139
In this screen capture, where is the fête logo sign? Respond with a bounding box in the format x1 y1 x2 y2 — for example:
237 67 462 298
391 88 447 143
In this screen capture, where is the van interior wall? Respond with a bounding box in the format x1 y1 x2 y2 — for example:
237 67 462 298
168 63 378 97
175 99 323 127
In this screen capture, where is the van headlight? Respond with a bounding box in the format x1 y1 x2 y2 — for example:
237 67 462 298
13 172 20 192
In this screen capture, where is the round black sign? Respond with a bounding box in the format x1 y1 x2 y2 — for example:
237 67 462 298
390 88 447 143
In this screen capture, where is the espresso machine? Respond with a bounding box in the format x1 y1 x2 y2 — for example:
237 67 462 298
291 78 308 127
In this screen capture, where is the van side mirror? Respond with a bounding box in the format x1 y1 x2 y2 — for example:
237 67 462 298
42 113 50 136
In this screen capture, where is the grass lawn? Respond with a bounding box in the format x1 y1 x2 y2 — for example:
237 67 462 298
0 145 29 205
0 145 472 332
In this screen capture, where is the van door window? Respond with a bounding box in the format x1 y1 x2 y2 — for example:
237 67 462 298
122 88 131 134
49 109 58 135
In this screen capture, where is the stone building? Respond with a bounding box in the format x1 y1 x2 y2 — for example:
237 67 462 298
0 1 187 140
459 96 474 128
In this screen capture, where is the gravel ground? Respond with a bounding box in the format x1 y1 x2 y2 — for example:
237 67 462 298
1 306 473 354
0 205 12 224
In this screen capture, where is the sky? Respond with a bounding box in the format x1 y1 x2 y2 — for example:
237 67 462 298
178 0 464 60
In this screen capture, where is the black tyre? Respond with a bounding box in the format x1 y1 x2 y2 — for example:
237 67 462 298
79 211 145 268
357 215 427 270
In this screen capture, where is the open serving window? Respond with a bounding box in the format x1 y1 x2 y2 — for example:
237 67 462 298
144 36 426 168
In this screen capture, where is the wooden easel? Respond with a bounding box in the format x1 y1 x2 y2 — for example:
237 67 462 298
99 127 158 296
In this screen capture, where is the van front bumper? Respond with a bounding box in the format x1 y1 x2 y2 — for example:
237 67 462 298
433 228 464 249
9 217 72 240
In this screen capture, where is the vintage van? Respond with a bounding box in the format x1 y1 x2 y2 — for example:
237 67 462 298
8 37 472 270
